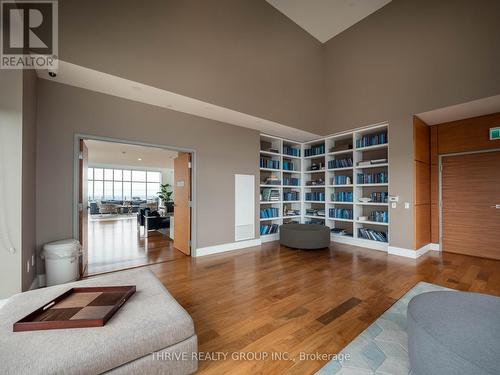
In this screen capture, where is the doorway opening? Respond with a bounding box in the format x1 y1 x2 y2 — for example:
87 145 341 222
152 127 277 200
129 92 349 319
76 137 194 276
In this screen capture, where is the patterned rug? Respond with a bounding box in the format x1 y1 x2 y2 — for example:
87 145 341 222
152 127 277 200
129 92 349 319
316 282 451 375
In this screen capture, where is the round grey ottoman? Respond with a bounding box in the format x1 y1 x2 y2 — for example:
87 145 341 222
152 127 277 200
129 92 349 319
279 224 330 249
408 291 500 375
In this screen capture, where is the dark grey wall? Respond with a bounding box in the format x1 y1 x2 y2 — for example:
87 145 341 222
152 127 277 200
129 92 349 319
36 80 260 272
324 0 500 249
22 70 38 290
59 0 326 134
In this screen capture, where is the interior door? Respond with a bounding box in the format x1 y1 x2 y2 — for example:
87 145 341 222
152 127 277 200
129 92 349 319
173 152 191 255
79 139 89 275
441 150 500 259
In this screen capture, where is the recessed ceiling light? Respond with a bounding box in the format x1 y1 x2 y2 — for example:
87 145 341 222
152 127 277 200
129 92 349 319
138 158 142 161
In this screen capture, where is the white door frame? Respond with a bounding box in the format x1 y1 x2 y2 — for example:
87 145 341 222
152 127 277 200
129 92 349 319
72 134 197 257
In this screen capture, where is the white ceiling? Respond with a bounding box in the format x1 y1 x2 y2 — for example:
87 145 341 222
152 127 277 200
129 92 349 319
418 94 500 125
37 61 320 142
86 139 178 169
266 0 392 43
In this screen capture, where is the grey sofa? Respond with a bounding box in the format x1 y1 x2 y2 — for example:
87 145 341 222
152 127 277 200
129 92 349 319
408 291 500 375
279 223 330 249
0 269 197 375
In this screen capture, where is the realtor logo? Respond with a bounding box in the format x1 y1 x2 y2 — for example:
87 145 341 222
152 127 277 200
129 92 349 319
1 0 57 69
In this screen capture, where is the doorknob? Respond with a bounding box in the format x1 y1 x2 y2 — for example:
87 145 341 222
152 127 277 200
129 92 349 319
491 204 500 209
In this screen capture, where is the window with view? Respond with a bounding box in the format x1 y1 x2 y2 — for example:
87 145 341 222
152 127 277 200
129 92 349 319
88 167 161 201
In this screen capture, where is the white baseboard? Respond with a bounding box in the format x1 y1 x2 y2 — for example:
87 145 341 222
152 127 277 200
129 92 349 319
331 234 388 252
430 243 440 251
388 243 438 259
194 238 261 257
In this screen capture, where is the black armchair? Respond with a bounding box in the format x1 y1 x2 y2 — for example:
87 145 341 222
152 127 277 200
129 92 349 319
137 208 170 236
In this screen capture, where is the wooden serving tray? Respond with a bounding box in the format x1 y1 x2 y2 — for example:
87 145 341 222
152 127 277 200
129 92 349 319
13 286 136 332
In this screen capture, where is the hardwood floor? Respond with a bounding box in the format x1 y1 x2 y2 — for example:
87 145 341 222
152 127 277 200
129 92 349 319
147 242 500 374
87 217 185 275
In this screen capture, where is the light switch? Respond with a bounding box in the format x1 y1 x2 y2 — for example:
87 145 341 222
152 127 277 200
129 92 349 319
391 202 397 209
405 202 410 209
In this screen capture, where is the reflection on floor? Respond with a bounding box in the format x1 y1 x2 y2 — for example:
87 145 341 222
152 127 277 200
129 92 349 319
86 216 185 276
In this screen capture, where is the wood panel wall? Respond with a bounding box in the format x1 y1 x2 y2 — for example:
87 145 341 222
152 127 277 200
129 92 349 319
430 112 500 244
413 116 431 249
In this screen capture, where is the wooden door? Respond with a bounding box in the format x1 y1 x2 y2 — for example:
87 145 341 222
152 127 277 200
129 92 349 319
173 152 191 255
441 151 500 259
79 140 89 276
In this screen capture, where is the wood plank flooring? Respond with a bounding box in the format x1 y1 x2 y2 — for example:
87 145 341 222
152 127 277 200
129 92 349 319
87 217 185 275
148 241 500 374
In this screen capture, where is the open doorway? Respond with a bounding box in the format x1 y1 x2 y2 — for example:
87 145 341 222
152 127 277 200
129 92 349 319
76 137 193 276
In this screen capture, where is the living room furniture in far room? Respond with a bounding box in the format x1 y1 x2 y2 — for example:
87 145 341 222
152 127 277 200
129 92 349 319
137 208 171 237
279 223 330 249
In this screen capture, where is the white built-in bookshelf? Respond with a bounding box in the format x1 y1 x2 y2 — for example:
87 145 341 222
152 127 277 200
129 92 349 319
259 123 389 251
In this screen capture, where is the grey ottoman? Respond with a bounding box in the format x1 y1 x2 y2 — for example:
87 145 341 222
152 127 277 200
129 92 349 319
408 291 500 375
279 223 330 249
0 269 197 375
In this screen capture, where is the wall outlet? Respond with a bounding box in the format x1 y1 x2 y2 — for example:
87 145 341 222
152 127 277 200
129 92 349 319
404 202 410 209
391 202 397 209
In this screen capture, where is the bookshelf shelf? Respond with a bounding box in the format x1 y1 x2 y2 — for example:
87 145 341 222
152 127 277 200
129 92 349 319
260 217 281 221
355 143 388 152
327 167 354 171
357 183 388 187
357 220 389 226
259 122 389 252
355 202 388 206
328 149 353 156
355 163 388 169
328 218 354 222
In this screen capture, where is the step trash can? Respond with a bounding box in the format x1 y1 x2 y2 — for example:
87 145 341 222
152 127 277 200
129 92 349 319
41 239 81 286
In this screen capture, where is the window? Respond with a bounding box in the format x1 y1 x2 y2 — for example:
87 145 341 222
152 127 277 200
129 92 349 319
88 167 162 201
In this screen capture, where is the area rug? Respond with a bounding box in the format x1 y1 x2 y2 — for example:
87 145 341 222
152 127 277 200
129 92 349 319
316 282 451 375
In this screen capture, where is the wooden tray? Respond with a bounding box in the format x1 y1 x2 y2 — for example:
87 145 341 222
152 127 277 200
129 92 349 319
13 286 136 332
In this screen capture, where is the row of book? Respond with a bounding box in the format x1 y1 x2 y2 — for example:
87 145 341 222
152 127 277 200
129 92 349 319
356 131 388 148
306 219 324 224
260 224 279 235
358 228 387 242
283 191 300 201
283 177 300 186
260 207 279 219
283 145 300 157
305 143 325 157
369 192 388 203
306 178 325 186
260 157 280 170
283 161 297 171
306 208 325 216
357 172 388 184
332 176 352 185
305 192 325 201
333 191 353 202
328 158 353 169
261 188 280 201
283 208 300 217
368 211 389 223
329 208 353 220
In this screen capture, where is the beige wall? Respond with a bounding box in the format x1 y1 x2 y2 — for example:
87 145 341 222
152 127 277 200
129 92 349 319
59 0 326 134
22 70 38 290
36 80 260 271
0 70 23 298
324 0 500 249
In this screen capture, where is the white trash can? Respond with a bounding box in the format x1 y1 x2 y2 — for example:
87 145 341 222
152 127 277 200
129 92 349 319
41 239 81 286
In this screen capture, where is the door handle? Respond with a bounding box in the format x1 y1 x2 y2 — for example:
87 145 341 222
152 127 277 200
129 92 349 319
491 204 500 209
